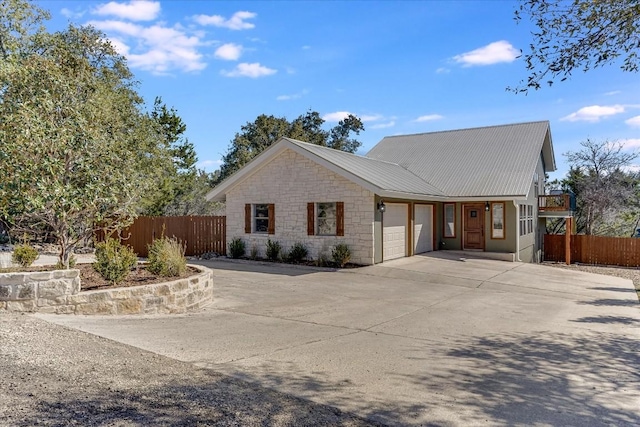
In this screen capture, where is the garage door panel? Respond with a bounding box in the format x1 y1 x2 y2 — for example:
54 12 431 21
414 204 433 254
383 203 407 261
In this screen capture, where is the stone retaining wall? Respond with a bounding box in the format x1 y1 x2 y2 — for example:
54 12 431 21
0 265 213 315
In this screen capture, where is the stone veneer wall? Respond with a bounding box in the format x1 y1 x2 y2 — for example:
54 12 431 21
0 265 213 315
226 148 375 265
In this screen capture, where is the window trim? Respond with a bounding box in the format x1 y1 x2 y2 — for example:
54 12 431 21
490 202 505 239
443 203 456 238
254 203 270 234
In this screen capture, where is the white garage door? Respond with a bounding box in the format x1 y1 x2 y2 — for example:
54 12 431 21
383 203 408 261
414 204 433 254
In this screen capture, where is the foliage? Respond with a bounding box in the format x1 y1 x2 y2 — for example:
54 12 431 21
331 243 351 268
147 236 187 277
11 243 38 267
249 244 259 260
55 254 76 270
140 98 199 216
93 238 137 284
286 242 309 263
0 7 172 268
512 0 640 92
265 239 282 261
215 111 364 185
163 170 223 216
557 139 639 236
228 237 246 259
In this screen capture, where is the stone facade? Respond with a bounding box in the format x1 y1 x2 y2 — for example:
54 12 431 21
0 265 213 315
226 149 375 265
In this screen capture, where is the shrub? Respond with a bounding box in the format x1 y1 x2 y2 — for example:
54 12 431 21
93 238 137 284
55 254 77 270
228 237 246 259
287 242 308 263
12 244 39 267
147 236 187 277
265 239 282 261
249 244 259 260
332 243 351 268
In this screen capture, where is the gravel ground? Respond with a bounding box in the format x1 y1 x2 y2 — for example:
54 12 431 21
544 262 640 297
0 313 381 427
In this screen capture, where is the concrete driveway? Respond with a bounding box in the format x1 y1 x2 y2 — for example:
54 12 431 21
39 253 640 426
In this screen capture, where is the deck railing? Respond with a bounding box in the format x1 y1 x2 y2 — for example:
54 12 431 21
538 194 574 212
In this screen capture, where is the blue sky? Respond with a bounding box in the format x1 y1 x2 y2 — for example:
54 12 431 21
40 0 640 180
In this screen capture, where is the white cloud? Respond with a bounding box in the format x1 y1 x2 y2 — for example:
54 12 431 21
214 43 242 61
323 111 352 122
61 7 85 19
221 62 276 78
619 139 640 149
193 11 256 30
302 45 311 50
625 115 640 127
435 67 450 74
371 121 396 129
360 114 384 122
561 105 625 122
605 90 621 96
197 159 222 169
453 40 519 66
415 114 444 122
276 89 308 101
93 1 160 21
89 20 206 74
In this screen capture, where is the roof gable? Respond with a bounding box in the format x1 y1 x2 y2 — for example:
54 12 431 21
366 121 554 198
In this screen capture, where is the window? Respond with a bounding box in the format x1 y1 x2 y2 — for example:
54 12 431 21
519 204 534 236
491 202 505 239
245 203 274 234
444 203 455 238
307 202 344 236
254 204 269 233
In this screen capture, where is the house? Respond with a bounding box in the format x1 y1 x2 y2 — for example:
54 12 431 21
206 121 557 265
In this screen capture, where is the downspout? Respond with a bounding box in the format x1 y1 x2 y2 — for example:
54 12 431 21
513 200 522 262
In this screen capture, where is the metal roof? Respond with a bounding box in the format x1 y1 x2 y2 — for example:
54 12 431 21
284 138 445 196
366 121 553 198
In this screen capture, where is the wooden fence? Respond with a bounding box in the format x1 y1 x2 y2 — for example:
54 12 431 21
544 234 640 267
105 216 226 257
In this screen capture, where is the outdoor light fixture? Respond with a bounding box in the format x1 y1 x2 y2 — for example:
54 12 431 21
485 201 490 212
377 200 386 213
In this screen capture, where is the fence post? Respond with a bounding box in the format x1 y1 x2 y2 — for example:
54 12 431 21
565 216 571 265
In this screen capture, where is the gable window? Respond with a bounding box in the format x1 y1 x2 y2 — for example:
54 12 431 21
307 202 344 236
443 203 456 238
245 203 274 234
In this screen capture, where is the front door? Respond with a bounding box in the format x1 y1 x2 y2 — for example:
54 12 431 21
463 205 485 250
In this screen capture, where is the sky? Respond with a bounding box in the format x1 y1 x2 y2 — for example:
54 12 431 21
39 0 640 181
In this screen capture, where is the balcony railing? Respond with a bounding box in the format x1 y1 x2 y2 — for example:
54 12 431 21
538 194 575 212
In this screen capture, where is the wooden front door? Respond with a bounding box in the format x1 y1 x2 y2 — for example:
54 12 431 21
463 205 485 250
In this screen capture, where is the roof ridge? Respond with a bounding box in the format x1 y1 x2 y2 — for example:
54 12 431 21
380 120 549 140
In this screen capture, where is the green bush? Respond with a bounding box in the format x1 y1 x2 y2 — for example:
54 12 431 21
249 244 259 260
147 236 187 277
93 238 137 284
287 242 308 263
55 254 77 270
266 239 282 261
12 244 39 267
332 243 351 268
228 237 246 259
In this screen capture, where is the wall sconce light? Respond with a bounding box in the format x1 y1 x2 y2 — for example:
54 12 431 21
377 200 386 213
485 201 490 212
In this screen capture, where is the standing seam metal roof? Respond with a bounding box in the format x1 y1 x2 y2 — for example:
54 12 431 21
365 121 551 197
283 138 446 196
